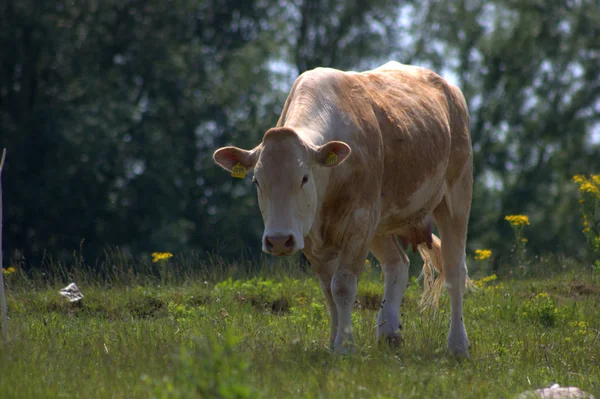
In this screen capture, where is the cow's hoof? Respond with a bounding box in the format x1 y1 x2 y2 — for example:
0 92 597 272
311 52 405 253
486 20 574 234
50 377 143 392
333 339 354 355
377 315 402 349
335 345 353 355
447 322 470 357
447 340 470 358
448 347 470 358
378 332 402 348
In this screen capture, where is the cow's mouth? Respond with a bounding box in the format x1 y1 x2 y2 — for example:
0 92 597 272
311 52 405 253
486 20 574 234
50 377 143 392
272 251 296 257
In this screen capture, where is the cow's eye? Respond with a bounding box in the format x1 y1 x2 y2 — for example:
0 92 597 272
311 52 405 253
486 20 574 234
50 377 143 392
301 175 309 187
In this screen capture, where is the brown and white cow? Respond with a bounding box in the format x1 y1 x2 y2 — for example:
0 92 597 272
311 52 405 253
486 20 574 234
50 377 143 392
214 61 473 356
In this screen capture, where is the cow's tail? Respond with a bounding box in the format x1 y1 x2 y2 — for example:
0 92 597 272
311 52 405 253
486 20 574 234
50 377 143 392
417 234 445 308
417 234 474 308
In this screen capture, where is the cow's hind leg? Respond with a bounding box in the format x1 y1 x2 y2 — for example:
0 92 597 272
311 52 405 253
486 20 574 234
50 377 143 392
433 176 472 356
370 235 410 346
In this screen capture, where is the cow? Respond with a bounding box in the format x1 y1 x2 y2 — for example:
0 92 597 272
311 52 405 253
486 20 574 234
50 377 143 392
213 61 473 356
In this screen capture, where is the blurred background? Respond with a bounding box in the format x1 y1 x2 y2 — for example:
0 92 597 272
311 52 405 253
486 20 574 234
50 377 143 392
1 0 599 268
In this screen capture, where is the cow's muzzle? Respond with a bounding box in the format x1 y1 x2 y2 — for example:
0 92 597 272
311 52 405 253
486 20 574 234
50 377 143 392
263 234 297 256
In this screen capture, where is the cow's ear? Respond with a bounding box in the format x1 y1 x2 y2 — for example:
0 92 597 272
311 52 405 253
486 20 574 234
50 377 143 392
315 141 351 168
213 146 255 172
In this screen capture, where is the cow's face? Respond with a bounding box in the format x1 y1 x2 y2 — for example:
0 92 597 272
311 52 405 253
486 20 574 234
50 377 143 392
213 128 350 256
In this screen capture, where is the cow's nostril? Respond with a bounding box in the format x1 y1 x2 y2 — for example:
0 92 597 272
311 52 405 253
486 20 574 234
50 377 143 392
285 235 295 248
265 237 274 249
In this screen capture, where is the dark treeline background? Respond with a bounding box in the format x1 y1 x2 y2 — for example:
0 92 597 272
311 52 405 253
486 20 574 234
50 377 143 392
1 0 599 266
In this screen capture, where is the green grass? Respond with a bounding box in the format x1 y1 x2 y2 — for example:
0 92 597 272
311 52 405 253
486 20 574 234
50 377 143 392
1 262 600 398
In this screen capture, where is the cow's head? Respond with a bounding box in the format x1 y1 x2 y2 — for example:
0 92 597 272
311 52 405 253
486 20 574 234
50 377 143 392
213 127 351 256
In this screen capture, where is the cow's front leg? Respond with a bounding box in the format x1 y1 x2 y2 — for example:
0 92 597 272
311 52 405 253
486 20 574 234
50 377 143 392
331 268 358 353
316 271 338 348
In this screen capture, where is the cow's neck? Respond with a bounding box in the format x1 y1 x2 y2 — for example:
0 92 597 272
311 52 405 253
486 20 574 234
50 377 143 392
280 104 345 252
280 97 342 148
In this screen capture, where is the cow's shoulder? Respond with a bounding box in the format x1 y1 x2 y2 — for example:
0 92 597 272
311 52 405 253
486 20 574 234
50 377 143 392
371 61 423 76
363 62 451 92
296 67 346 88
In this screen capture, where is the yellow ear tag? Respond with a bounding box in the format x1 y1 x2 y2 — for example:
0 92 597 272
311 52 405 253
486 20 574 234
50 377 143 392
231 162 247 178
325 152 338 166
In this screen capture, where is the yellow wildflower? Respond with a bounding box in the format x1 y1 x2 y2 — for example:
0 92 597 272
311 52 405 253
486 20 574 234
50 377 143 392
485 282 505 292
474 273 497 287
573 174 600 197
583 217 591 233
2 266 16 275
579 181 599 195
505 215 530 226
569 321 589 335
152 252 173 263
474 249 492 261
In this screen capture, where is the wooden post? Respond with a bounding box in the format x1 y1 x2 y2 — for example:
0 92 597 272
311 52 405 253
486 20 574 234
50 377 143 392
0 148 7 341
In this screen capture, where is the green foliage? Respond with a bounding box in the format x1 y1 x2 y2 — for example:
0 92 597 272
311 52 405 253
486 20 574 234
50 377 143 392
167 301 207 325
1 0 599 265
142 332 257 399
355 278 385 310
215 277 284 302
287 302 328 338
1 267 600 398
214 277 321 313
521 292 559 328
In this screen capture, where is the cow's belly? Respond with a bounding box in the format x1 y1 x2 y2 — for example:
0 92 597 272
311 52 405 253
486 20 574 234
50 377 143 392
374 174 446 250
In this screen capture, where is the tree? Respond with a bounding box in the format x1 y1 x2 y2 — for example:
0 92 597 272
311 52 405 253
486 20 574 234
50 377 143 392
2 0 597 266
0 0 406 264
0 0 282 263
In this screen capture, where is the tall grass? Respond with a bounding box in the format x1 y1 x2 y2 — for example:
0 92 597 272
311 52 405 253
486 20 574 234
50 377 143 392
6 245 311 292
1 251 599 398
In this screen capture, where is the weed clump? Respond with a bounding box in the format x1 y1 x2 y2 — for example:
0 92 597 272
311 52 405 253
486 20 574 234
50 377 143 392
214 278 293 313
521 292 559 328
142 331 257 398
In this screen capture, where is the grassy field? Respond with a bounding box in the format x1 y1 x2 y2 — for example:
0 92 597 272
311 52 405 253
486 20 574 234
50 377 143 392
1 258 599 398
